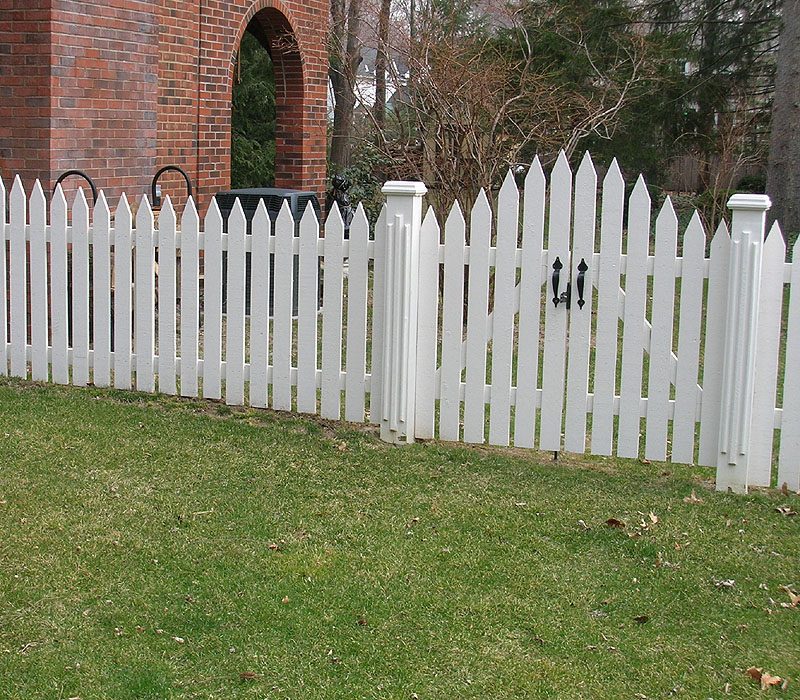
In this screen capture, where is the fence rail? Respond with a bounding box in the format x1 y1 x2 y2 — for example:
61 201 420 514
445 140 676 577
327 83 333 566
2 156 799 495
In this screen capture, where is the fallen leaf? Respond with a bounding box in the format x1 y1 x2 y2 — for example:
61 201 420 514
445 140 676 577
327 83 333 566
775 505 797 516
649 511 659 525
239 672 260 680
407 517 420 527
778 586 800 607
781 482 789 496
281 596 290 604
633 615 649 623
683 490 703 503
605 518 625 528
760 671 782 690
746 667 763 682
337 442 347 452
713 578 735 588
514 502 527 508
357 616 367 626
268 543 279 551
172 636 185 643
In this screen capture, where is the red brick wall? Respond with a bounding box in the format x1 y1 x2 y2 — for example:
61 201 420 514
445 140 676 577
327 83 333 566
0 0 328 212
48 0 159 205
0 0 52 191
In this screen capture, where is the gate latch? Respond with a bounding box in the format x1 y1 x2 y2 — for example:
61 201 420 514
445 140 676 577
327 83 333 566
552 257 588 309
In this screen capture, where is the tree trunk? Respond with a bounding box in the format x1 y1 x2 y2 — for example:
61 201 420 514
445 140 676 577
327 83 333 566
329 0 362 171
373 0 390 136
766 0 800 242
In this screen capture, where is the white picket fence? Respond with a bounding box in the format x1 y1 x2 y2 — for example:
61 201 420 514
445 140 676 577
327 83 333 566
2 154 799 494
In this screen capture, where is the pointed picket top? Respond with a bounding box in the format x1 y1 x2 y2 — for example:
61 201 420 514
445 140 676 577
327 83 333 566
420 205 441 253
11 173 24 198
52 183 67 220
204 194 223 230
272 198 292 238
72 186 89 226
10 174 25 219
445 198 464 231
158 194 176 229
300 198 318 229
471 188 492 227
711 217 730 247
326 200 343 230
0 173 6 203
115 191 132 227
793 228 800 260
229 195 247 233
351 201 369 232
181 195 198 229
525 155 546 190
683 210 706 248
763 220 786 259
604 157 624 187
575 151 597 200
136 193 153 229
553 149 571 174
656 195 678 231
500 167 518 199
630 173 650 204
577 150 596 174
95 189 111 223
31 178 46 209
252 197 270 235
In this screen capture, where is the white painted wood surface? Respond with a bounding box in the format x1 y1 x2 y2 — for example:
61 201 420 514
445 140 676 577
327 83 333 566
617 176 651 458
513 159 546 449
2 170 797 493
778 236 800 492
203 200 223 400
114 194 133 390
297 202 319 414
413 207 439 437
225 200 247 406
591 160 624 454
72 189 91 387
644 198 678 461
248 202 270 408
488 171 519 446
180 198 200 398
272 202 295 411
463 191 491 443
9 176 26 377
29 181 48 382
540 151 572 451
563 153 596 453
50 187 69 385
671 213 705 464
157 197 177 395
698 221 730 466
748 223 784 485
439 202 466 442
93 192 112 388
0 177 6 376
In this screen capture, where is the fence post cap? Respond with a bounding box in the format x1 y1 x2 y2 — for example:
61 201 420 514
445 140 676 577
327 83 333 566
382 181 428 196
726 193 772 211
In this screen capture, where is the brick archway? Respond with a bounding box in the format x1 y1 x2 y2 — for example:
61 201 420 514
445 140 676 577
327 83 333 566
232 4 307 192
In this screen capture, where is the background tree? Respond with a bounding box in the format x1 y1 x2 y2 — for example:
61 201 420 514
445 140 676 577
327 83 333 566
330 0 363 171
767 0 799 243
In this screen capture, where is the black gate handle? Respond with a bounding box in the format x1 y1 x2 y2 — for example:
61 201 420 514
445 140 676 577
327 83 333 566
576 258 588 309
552 257 563 307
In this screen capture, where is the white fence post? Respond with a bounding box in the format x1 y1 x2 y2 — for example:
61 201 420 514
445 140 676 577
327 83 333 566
378 180 428 443
716 193 771 493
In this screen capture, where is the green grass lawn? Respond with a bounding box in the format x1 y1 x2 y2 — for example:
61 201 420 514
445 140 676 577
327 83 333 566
1 378 798 700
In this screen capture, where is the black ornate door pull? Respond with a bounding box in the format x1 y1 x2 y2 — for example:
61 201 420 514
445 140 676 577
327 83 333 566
576 258 588 309
552 257 563 307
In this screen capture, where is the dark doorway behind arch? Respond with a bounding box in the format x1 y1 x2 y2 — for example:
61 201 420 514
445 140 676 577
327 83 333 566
231 27 276 189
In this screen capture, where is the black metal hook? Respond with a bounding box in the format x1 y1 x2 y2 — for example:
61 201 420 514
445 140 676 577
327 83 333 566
151 165 193 207
53 170 98 206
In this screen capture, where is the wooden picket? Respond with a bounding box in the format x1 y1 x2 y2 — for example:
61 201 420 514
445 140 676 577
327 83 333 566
2 165 799 494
